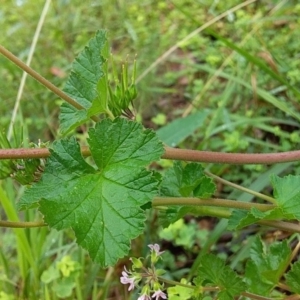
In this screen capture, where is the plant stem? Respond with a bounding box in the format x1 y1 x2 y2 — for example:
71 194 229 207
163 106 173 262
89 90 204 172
163 147 300 164
0 220 47 228
0 44 99 122
163 205 300 233
2 146 300 165
158 277 273 300
241 292 275 300
152 197 274 211
205 171 276 204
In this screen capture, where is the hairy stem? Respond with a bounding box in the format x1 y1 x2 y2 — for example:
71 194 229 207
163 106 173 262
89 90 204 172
205 171 276 204
0 220 47 228
163 147 300 164
1 146 300 165
167 206 300 233
152 197 274 211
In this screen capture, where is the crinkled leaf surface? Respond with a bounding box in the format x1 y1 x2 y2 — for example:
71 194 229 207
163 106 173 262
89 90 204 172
197 253 246 299
228 208 266 230
18 118 164 267
244 260 273 296
60 30 108 134
159 162 216 227
228 174 300 230
270 174 300 219
246 236 291 285
285 261 300 293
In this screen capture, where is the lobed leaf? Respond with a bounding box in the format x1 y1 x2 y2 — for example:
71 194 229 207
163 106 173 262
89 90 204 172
59 30 108 134
228 174 300 230
285 261 300 293
244 236 291 292
197 253 246 299
159 162 216 227
19 118 164 267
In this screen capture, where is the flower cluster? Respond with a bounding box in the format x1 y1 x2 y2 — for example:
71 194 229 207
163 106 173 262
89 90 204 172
120 243 167 300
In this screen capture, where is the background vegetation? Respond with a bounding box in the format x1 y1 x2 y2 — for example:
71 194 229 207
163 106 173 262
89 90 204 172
1 0 300 299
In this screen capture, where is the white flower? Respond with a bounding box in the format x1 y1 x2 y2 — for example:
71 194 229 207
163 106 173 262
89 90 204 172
148 244 164 256
152 290 167 300
120 267 135 291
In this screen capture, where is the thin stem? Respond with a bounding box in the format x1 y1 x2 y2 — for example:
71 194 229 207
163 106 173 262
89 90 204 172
241 292 274 300
0 220 47 228
168 206 300 233
2 146 300 165
205 171 276 204
158 277 273 300
0 44 99 122
152 197 274 211
158 277 198 290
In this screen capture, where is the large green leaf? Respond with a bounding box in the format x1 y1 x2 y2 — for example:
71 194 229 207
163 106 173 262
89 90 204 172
18 118 164 267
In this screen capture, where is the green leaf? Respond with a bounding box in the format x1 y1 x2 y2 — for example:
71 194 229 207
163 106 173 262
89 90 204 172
160 162 215 198
167 279 195 300
228 174 300 230
59 30 108 134
244 260 273 296
19 118 164 267
41 265 60 284
228 208 264 230
156 110 210 147
270 174 300 219
285 261 300 293
246 236 291 286
159 162 216 227
197 253 246 299
53 276 76 298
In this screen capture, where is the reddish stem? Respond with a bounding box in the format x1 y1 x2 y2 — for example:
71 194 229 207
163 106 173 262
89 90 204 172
1 146 300 164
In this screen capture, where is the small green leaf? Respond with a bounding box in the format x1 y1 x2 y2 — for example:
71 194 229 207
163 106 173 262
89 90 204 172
159 162 215 227
19 118 164 267
247 236 291 285
197 253 246 299
228 208 264 230
53 276 76 298
228 174 300 230
59 30 108 134
41 265 60 284
167 279 194 300
270 174 300 219
244 260 273 296
285 261 300 293
160 162 215 199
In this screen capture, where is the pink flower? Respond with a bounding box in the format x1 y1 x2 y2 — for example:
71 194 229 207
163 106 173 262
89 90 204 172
138 294 152 300
120 267 135 291
148 244 164 256
152 290 167 300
